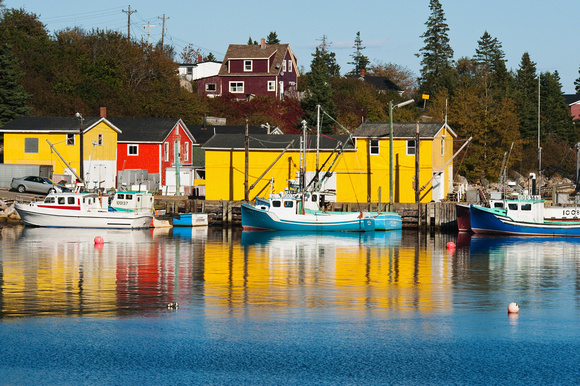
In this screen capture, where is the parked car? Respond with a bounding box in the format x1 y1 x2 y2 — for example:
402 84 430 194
10 176 67 194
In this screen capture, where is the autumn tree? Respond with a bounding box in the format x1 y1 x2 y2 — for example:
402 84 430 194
419 0 455 96
369 61 417 93
179 43 202 63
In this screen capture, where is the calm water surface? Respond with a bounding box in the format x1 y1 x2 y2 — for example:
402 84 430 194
1 226 580 384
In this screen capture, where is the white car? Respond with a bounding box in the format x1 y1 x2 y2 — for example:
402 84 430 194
10 176 66 194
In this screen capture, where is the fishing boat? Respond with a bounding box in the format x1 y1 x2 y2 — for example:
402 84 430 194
241 192 375 232
109 190 155 212
172 212 208 227
15 191 153 229
470 199 580 236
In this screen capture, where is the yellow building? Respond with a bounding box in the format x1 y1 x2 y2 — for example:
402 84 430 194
0 116 120 190
203 121 457 204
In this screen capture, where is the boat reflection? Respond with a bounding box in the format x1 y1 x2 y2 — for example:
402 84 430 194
241 229 402 247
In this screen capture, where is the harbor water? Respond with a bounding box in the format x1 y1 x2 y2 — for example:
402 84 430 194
1 226 580 384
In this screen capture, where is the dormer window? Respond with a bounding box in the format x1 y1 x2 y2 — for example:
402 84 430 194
244 60 252 72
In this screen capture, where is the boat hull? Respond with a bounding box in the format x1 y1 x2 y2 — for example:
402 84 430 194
456 203 471 232
470 204 580 236
241 203 375 232
373 213 402 230
15 203 153 229
172 213 208 227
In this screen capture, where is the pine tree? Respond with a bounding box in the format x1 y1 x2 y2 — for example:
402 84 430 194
515 52 539 140
266 31 280 45
348 31 369 76
474 31 510 92
247 36 257 45
0 42 30 127
541 71 576 144
419 0 455 96
204 52 216 62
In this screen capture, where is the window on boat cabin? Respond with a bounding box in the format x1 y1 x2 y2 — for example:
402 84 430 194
98 133 103 146
406 140 416 156
244 60 252 72
24 138 39 153
508 203 518 210
128 144 138 156
117 194 124 199
126 194 133 200
493 202 504 208
369 139 379 155
44 197 55 204
272 200 281 207
521 204 532 211
68 197 75 205
311 194 317 202
284 201 294 208
58 197 65 205
66 134 75 145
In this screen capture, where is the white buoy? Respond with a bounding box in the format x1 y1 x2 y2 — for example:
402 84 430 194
508 302 519 313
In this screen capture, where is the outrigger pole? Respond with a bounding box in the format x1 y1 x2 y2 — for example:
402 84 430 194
46 139 84 185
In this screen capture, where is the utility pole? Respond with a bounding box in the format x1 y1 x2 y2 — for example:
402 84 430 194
142 22 156 46
122 6 137 40
158 14 169 48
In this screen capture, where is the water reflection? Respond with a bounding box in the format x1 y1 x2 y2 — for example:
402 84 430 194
2 226 580 319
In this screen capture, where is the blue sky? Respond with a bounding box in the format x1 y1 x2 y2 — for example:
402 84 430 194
4 0 580 93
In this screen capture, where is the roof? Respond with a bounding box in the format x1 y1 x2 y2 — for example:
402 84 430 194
0 116 120 134
218 44 296 77
189 124 270 144
202 134 354 151
353 122 457 139
109 117 192 143
349 75 402 92
563 94 580 105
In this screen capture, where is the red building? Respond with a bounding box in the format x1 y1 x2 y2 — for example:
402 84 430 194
198 39 298 100
110 117 195 189
564 94 580 121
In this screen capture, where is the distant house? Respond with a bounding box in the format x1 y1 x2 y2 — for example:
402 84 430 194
178 60 222 82
111 117 197 194
563 94 580 121
198 39 298 100
0 116 120 190
348 70 402 94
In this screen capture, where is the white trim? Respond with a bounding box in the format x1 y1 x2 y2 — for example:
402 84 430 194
164 142 169 162
244 60 252 72
184 141 190 162
128 144 139 156
229 81 244 93
406 139 416 156
267 80 276 91
369 138 379 155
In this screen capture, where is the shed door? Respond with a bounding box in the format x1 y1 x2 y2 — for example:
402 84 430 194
432 171 444 202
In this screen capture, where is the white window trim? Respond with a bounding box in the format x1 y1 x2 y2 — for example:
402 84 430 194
406 139 416 156
128 144 139 156
229 81 244 93
67 133 75 145
440 138 445 157
288 60 292 73
205 83 216 91
184 142 190 162
282 60 287 72
244 60 252 72
267 81 276 91
164 142 169 162
369 138 379 155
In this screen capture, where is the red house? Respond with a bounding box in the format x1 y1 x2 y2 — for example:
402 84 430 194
564 94 580 121
110 117 195 191
198 39 298 100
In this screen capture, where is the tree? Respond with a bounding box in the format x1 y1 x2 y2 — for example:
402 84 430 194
419 0 455 96
474 31 510 93
0 42 30 127
266 31 280 45
370 61 417 93
301 44 339 134
515 52 539 141
204 52 217 62
179 43 202 63
247 36 257 45
348 31 369 76
540 71 576 144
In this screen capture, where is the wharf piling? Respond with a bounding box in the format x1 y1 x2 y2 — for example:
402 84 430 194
154 196 458 230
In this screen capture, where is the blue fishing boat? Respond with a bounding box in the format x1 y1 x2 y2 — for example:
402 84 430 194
470 201 580 236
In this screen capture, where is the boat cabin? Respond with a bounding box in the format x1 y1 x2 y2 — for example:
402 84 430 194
110 191 154 212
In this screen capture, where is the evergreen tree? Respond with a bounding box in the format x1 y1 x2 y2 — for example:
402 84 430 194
474 31 510 92
204 52 217 62
574 67 580 94
419 0 455 96
515 52 539 140
540 71 576 144
348 31 369 75
0 42 30 127
266 31 280 45
247 36 257 45
301 45 338 134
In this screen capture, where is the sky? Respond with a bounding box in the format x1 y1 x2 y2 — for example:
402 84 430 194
4 0 580 93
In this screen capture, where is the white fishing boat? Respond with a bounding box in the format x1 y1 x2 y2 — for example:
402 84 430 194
15 192 153 229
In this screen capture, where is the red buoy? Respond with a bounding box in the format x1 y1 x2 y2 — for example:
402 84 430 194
94 236 104 245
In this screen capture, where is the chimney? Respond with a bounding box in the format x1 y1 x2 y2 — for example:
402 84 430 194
198 55 203 63
100 107 107 118
260 38 265 49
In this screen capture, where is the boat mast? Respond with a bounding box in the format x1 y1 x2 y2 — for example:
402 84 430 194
46 139 83 185
538 74 541 197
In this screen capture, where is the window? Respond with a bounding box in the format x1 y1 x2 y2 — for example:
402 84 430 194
272 200 281 208
67 134 75 145
184 142 190 162
205 83 216 91
44 196 55 204
164 142 169 162
284 201 293 208
67 197 75 205
98 133 103 146
440 138 445 156
187 67 193 75
508 203 518 210
407 139 416 156
58 197 65 205
282 60 287 72
229 81 244 93
268 81 275 91
521 204 532 211
369 139 379 155
288 60 292 72
25 138 39 153
128 144 138 156
244 60 252 71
